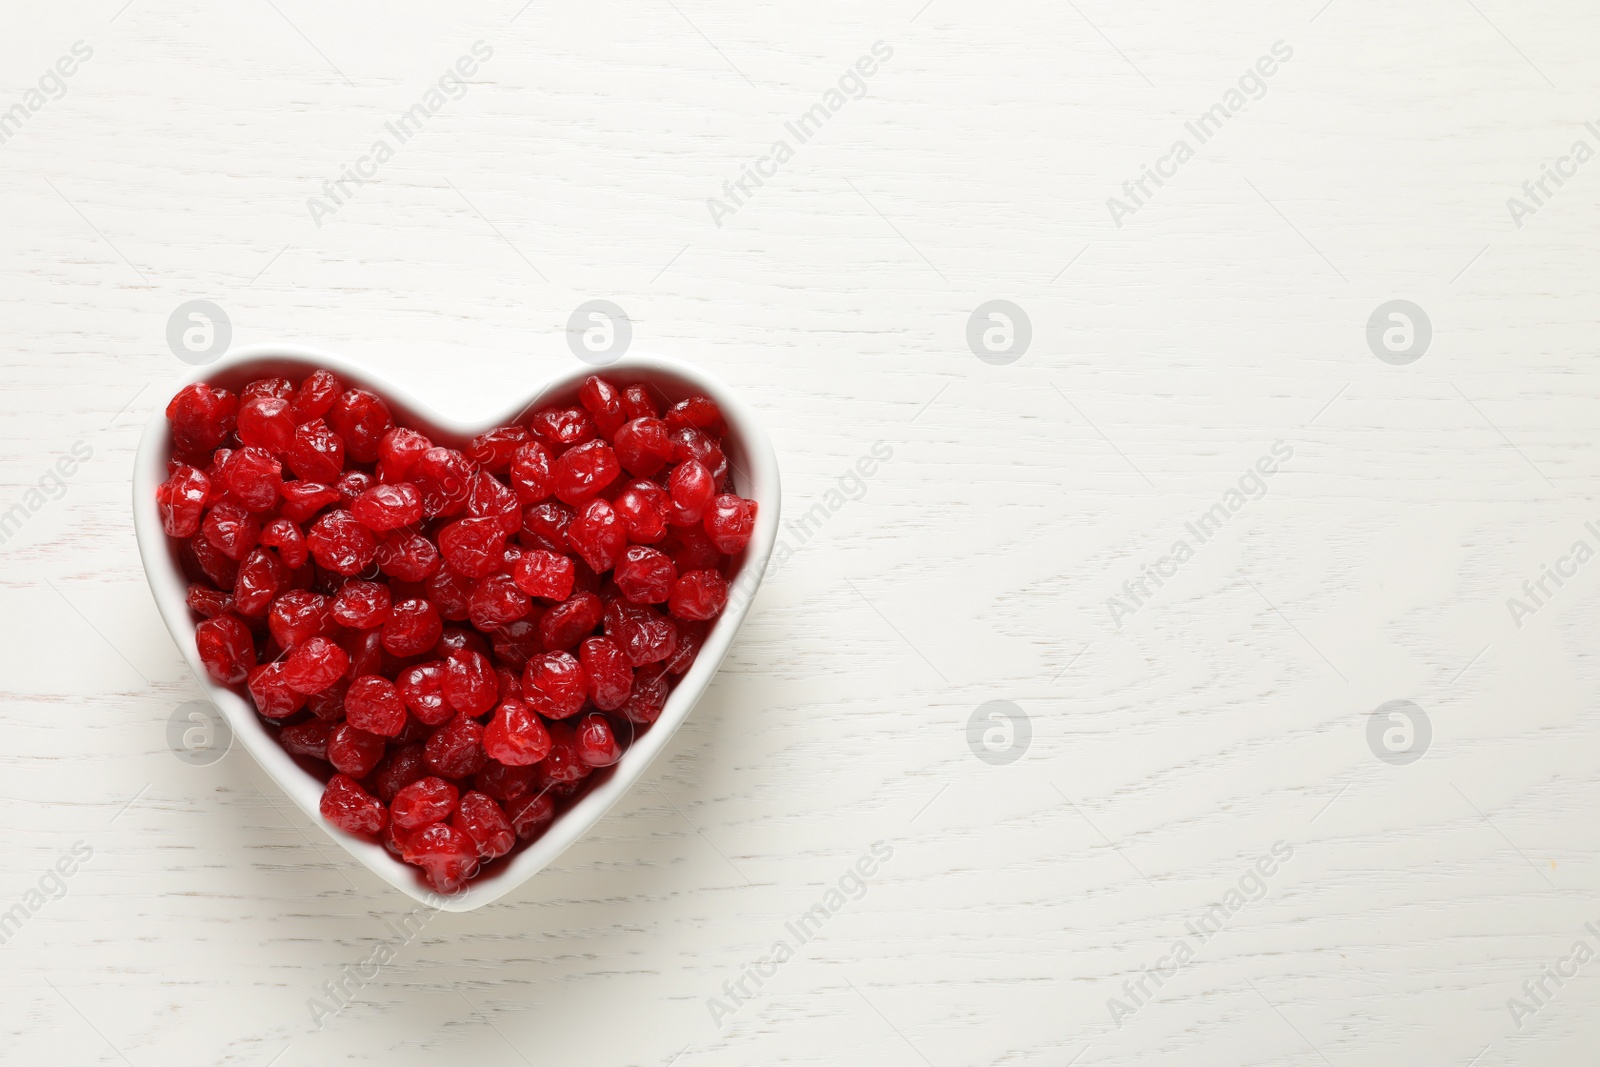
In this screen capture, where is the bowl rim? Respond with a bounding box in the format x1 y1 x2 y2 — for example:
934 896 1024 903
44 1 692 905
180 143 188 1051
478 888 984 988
133 344 781 911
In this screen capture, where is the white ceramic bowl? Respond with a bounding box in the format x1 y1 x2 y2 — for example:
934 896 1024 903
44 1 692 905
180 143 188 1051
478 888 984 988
133 345 780 911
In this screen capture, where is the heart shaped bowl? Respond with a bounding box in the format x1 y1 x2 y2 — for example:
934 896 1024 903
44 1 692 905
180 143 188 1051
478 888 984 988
133 344 780 911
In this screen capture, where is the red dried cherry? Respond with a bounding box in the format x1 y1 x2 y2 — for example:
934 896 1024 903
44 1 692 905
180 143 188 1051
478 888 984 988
392 775 459 830
352 482 423 531
382 598 443 657
512 548 574 601
328 722 388 777
397 661 452 725
331 579 391 629
523 651 588 719
321 774 386 835
157 465 210 537
425 714 488 778
327 389 394 465
669 570 728 621
574 712 623 767
613 545 676 604
345 674 407 736
482 699 553 765
452 791 515 859
284 635 350 695
579 636 633 711
306 510 378 576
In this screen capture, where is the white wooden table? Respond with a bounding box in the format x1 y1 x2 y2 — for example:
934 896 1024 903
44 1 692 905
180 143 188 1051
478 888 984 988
2 1 1597 1063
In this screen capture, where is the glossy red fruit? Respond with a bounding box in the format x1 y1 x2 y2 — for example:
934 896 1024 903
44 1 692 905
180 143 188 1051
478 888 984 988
467 472 522 535
512 548 574 601
267 591 332 652
352 482 423 531
669 570 728 621
392 776 460 830
528 406 594 448
523 651 588 720
508 441 554 504
443 649 498 717
286 419 345 484
291 368 342 424
331 579 391 629
482 699 553 765
242 377 295 401
490 618 541 670
238 396 296 455
167 383 237 457
666 525 724 572
279 480 341 524
703 493 756 553
468 572 530 631
247 661 305 718
376 529 441 582
439 516 508 580
306 510 378 576
452 791 516 859
329 722 387 777
186 584 232 618
670 426 726 482
413 447 475 517
284 635 350 695
664 395 725 436
259 517 308 569
666 459 714 526
373 743 430 803
345 674 407 736
535 721 591 785
579 636 633 711
327 389 394 465
321 774 387 836
507 792 556 840
604 598 678 666
381 598 443 657
567 499 626 572
619 384 658 421
425 714 488 778
613 417 674 477
233 547 288 616
280 719 331 762
519 501 574 554
664 619 708 675
402 823 480 893
612 481 670 544
377 426 432 483
573 712 623 767
196 617 256 684
424 567 474 621
305 680 348 722
474 759 538 803
579 375 627 437
397 661 452 725
203 501 261 562
538 591 603 651
188 530 239 588
157 465 210 537
621 663 671 724
467 427 529 474
334 470 375 510
552 439 620 505
613 545 676 604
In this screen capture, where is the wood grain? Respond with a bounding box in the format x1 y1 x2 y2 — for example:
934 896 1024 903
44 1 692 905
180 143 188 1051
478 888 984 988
2 0 1598 1063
